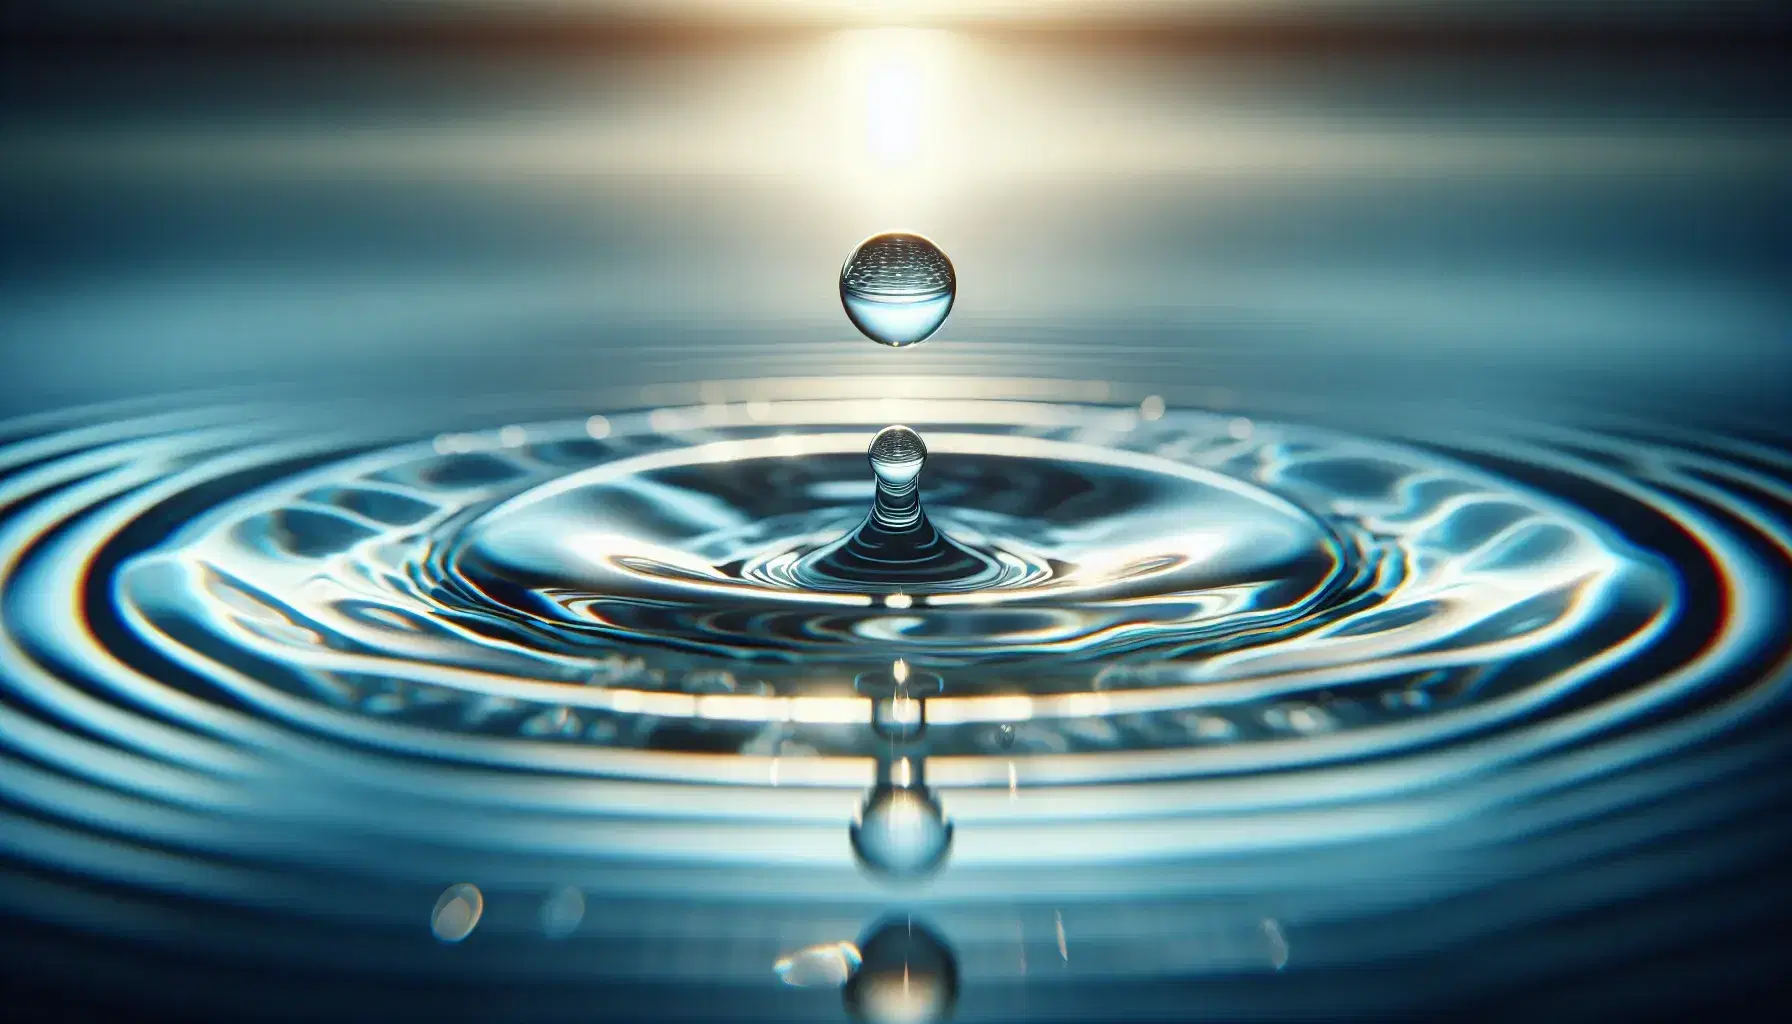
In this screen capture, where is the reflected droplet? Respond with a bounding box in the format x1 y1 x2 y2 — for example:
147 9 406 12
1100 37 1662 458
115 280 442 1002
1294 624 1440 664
430 883 484 943
775 940 863 988
844 919 959 1024
540 885 585 939
851 785 952 878
840 233 955 347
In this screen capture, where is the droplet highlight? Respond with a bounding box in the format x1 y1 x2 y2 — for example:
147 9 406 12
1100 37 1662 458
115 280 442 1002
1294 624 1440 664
840 233 955 347
775 940 863 988
430 882 484 943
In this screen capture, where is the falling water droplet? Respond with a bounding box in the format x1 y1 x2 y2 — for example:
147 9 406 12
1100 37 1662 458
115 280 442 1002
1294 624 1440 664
844 919 959 1024
540 885 586 939
997 723 1017 748
840 233 955 347
430 883 484 943
851 785 952 877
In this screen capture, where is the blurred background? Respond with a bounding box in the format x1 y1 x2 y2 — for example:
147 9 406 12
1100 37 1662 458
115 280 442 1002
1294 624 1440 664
3 0 1788 423
2 1 1790 1021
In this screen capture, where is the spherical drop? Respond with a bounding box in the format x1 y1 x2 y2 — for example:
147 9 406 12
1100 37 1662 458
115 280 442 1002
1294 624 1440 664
850 785 952 878
840 233 955 347
868 425 927 489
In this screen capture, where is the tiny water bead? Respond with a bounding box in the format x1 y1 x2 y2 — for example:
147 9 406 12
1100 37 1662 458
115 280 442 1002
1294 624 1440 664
840 233 956 347
430 883 484 943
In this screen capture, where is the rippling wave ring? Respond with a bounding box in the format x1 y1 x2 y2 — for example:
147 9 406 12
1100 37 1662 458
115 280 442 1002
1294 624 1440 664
1 378 1787 1003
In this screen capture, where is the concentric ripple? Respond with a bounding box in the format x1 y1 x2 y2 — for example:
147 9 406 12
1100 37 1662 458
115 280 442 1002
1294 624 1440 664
1 379 1788 1018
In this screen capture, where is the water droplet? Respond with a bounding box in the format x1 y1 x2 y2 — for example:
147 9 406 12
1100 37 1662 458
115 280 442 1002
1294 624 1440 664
540 885 585 939
851 785 952 877
1139 395 1166 420
775 940 862 988
869 425 927 487
997 723 1017 748
430 883 484 943
840 233 955 347
844 919 959 1024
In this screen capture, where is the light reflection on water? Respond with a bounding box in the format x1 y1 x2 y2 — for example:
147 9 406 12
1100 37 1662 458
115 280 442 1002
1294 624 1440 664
2 16 1790 1021
0 376 1786 1020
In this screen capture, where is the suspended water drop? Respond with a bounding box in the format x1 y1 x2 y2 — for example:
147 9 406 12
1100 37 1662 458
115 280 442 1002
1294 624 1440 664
540 885 585 939
997 723 1017 749
430 883 484 943
844 919 959 1024
851 785 952 877
775 940 863 988
840 233 955 347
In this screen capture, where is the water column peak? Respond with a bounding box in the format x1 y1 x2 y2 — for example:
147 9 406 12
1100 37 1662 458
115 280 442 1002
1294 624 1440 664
794 424 1002 594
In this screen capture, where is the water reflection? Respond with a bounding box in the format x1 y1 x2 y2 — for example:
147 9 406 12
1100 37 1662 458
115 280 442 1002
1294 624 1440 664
844 918 959 1024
